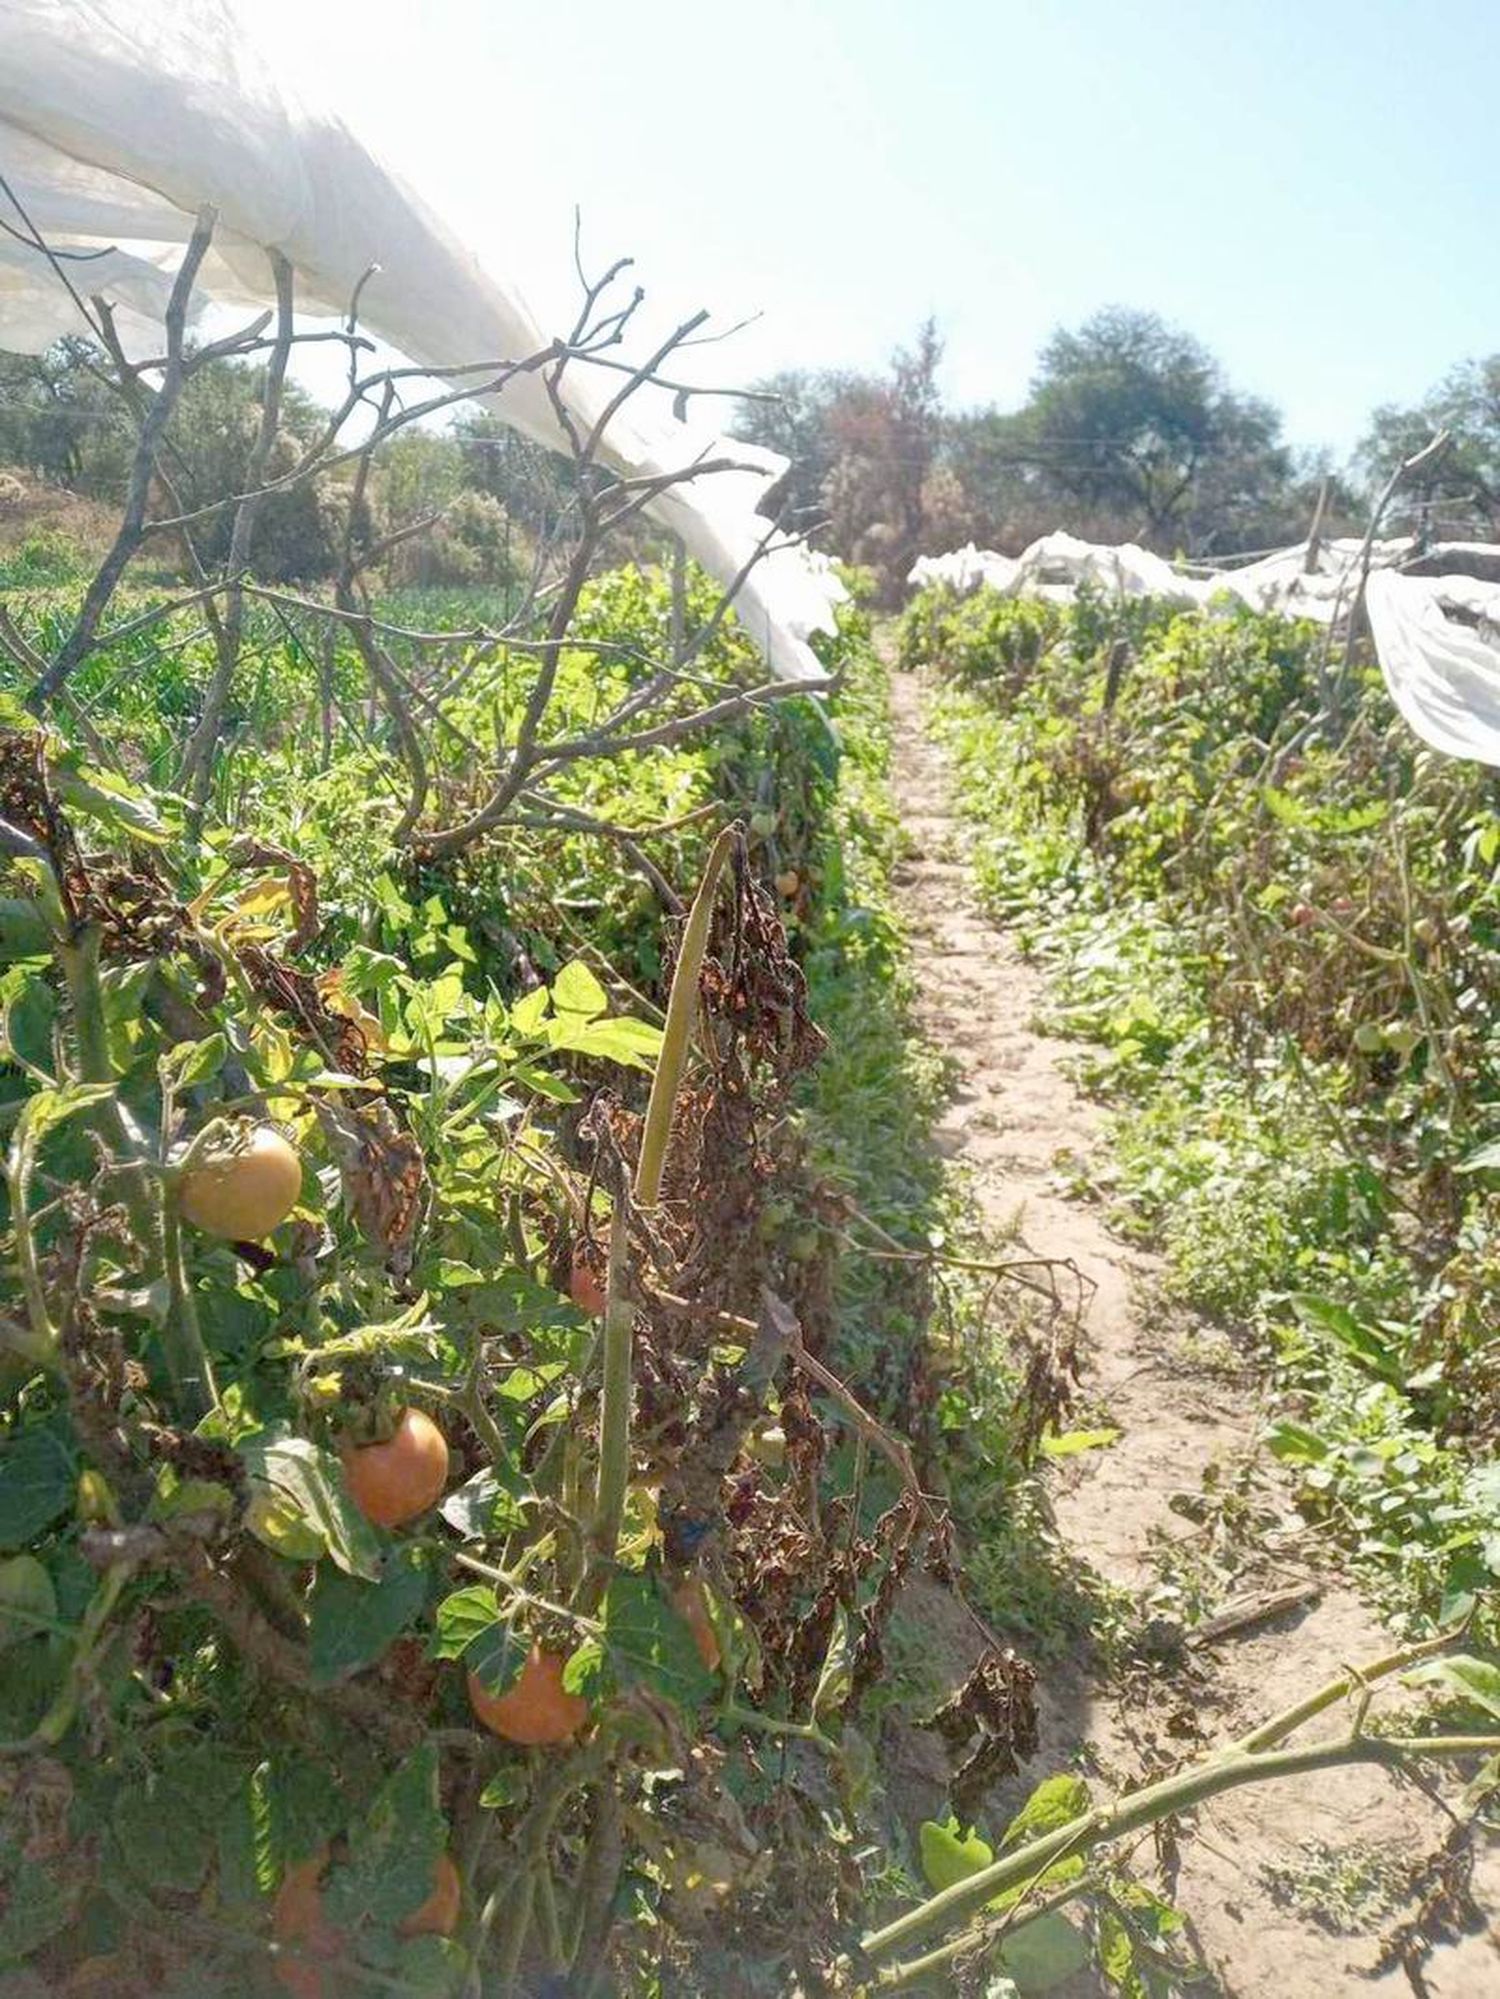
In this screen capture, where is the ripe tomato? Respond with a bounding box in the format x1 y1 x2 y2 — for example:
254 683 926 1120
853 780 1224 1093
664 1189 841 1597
467 1644 588 1745
179 1124 302 1240
272 1848 343 1999
568 1243 607 1317
272 1845 460 1993
398 1850 462 1939
342 1408 449 1528
672 1576 721 1673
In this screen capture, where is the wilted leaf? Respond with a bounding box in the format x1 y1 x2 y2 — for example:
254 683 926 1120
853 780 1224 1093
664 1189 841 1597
1039 1427 1120 1458
316 1099 426 1278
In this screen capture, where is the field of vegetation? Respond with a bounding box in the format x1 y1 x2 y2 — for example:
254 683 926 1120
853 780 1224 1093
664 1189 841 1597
904 580 1500 1638
3 304 1500 1999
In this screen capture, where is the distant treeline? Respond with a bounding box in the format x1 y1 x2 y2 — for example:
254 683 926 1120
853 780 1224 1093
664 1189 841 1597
736 310 1500 603
3 309 1497 605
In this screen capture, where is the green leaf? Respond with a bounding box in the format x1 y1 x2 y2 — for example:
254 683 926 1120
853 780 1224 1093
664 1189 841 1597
0 1555 57 1649
1001 1773 1091 1850
478 1767 525 1811
811 1602 854 1723
395 1934 469 1995
323 1744 444 1933
1265 1419 1330 1466
0 1424 76 1550
551 959 608 1019
430 1584 499 1659
439 1467 525 1539
162 1033 227 1088
602 1572 716 1708
0 1852 71 1965
1039 1427 1120 1458
2 977 57 1079
430 1585 525 1696
510 1058 578 1103
562 1636 605 1699
238 1429 383 1581
53 764 169 843
309 1545 430 1687
919 1816 993 1894
545 1014 663 1070
113 1774 214 1894
1000 1911 1091 1992
1456 1137 1500 1174
1288 1292 1400 1384
0 897 50 964
216 1762 276 1910
1404 1654 1500 1720
11 1082 114 1153
508 986 550 1034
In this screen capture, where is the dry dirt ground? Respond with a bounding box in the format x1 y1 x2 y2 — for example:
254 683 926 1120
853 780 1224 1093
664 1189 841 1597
885 662 1500 1999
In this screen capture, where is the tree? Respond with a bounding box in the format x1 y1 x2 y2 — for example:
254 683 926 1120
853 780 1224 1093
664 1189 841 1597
0 338 134 495
974 308 1293 551
1358 355 1500 542
732 365 873 524
740 324 949 604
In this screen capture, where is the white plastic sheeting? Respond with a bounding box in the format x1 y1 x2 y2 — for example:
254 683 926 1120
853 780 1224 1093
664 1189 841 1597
907 544 1019 597
1206 537 1413 623
908 530 1413 624
908 529 1500 770
1365 570 1500 768
0 0 844 679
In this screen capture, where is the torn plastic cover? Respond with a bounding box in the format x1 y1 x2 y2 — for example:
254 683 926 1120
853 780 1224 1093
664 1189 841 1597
909 528 1500 770
0 0 844 680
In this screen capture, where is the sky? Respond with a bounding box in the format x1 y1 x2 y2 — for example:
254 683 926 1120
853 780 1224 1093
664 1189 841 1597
258 0 1498 461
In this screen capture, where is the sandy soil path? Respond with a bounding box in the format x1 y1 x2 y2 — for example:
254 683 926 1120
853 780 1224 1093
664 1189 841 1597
886 661 1500 1999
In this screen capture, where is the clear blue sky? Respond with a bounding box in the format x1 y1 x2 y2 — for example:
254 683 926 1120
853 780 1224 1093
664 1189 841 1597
265 0 1498 460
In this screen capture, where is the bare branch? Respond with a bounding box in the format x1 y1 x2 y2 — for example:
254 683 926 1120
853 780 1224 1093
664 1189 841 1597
27 206 218 708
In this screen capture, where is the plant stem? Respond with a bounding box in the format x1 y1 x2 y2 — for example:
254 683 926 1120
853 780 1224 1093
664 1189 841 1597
872 1874 1097 1991
861 1727 1500 1959
1231 1624 1459 1754
718 1701 836 1751
161 1203 217 1423
5 1106 60 1368
634 825 737 1208
591 1206 635 1569
592 826 738 1567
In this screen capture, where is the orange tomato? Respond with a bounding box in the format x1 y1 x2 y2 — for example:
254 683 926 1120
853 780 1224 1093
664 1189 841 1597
398 1850 462 1939
568 1244 608 1317
272 1848 343 1999
272 1845 461 1994
467 1645 588 1746
775 869 800 898
179 1125 302 1239
672 1576 721 1673
342 1408 449 1528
